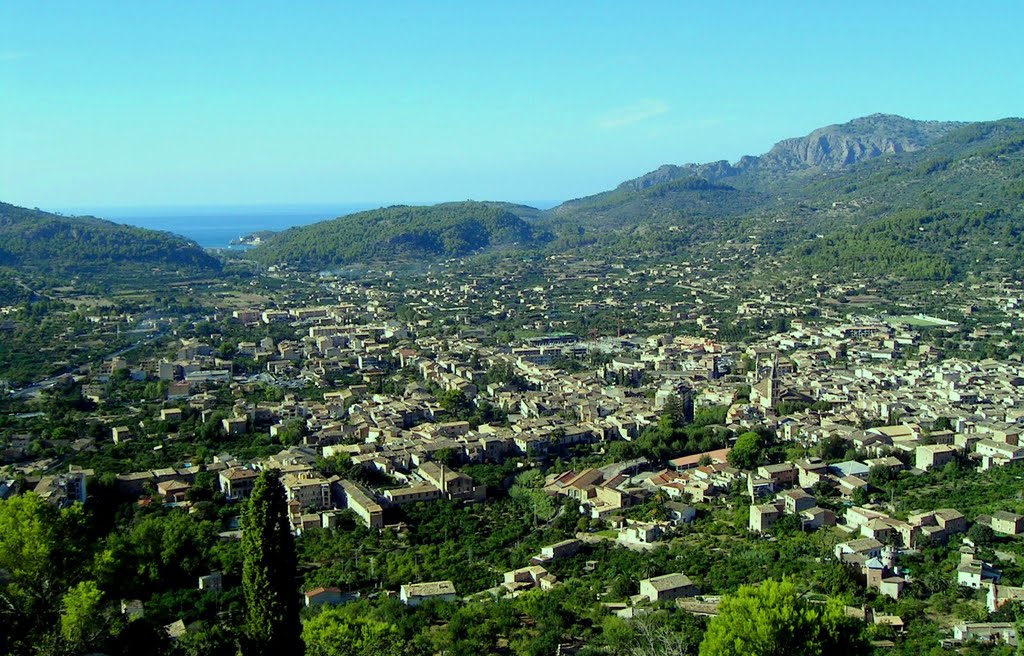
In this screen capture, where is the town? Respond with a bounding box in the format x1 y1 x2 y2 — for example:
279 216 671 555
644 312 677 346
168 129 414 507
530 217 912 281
4 249 1024 654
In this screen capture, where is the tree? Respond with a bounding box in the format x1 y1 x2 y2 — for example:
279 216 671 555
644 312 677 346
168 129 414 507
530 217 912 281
817 435 847 462
438 388 471 418
510 469 555 523
276 419 307 447
662 394 690 426
967 523 995 547
727 432 764 471
0 493 86 655
242 471 300 655
60 580 111 651
303 609 404 656
699 579 867 656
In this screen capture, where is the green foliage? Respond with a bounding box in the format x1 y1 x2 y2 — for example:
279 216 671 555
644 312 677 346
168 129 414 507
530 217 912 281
0 201 221 275
621 407 729 462
303 608 404 656
0 494 88 654
437 388 472 418
251 202 549 269
540 116 1024 283
59 580 108 648
276 418 308 446
510 469 556 523
96 509 229 596
966 522 995 547
242 470 301 655
699 579 867 656
728 432 765 470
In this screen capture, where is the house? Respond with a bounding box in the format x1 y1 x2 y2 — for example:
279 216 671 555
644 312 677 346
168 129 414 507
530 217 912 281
975 439 1024 470
281 472 331 510
665 502 696 525
991 511 1024 535
338 480 384 529
958 555 1002 589
116 471 155 497
950 623 1017 647
120 599 145 621
749 501 783 534
837 475 869 499
873 615 905 632
503 566 557 595
669 447 731 471
895 512 936 546
639 573 698 602
165 619 189 641
383 484 442 506
418 461 479 501
800 507 836 531
112 426 131 444
219 467 258 500
988 583 1024 613
835 538 884 560
400 581 457 606
863 456 905 473
156 479 191 503
304 587 350 607
34 469 89 507
160 407 183 423
538 539 582 561
915 444 957 471
747 475 775 500
794 458 829 489
198 573 222 592
860 518 898 544
756 462 797 487
619 522 663 545
878 576 908 600
222 416 248 436
780 489 816 514
828 460 870 479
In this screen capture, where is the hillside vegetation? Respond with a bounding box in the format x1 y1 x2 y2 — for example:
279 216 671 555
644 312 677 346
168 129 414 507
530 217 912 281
0 203 221 277
250 202 548 270
8 114 1014 284
541 115 1024 281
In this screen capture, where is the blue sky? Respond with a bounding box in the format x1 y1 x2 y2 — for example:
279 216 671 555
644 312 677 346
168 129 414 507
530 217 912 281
1 2 1022 209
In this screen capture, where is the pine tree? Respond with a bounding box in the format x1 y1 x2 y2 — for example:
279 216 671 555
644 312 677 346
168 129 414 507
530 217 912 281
241 470 300 655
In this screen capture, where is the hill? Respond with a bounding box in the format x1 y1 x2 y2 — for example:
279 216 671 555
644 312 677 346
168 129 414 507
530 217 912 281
0 202 221 277
249 201 549 270
542 115 1024 280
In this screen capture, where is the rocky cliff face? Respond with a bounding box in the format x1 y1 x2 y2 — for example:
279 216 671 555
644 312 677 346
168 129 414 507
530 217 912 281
756 114 962 172
617 114 964 190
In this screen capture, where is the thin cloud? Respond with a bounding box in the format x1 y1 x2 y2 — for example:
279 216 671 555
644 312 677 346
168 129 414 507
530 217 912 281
597 99 669 129
0 51 29 62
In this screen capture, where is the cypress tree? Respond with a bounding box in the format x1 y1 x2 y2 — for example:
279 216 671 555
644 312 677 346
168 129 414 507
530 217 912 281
241 470 300 655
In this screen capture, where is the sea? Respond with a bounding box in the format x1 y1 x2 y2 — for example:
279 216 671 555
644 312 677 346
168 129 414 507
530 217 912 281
59 203 379 249
56 201 560 250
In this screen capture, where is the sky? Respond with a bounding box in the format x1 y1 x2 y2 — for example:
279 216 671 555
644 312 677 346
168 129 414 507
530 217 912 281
1 1 1023 210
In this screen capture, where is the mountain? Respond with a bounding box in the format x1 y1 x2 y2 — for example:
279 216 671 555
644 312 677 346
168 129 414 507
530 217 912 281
543 115 1024 280
755 113 962 173
608 114 963 194
250 115 1024 281
0 202 221 277
546 114 962 231
249 201 549 270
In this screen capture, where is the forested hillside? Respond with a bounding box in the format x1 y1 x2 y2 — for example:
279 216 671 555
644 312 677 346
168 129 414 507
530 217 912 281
540 116 1024 281
250 202 549 270
0 203 221 276
239 115 1024 280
